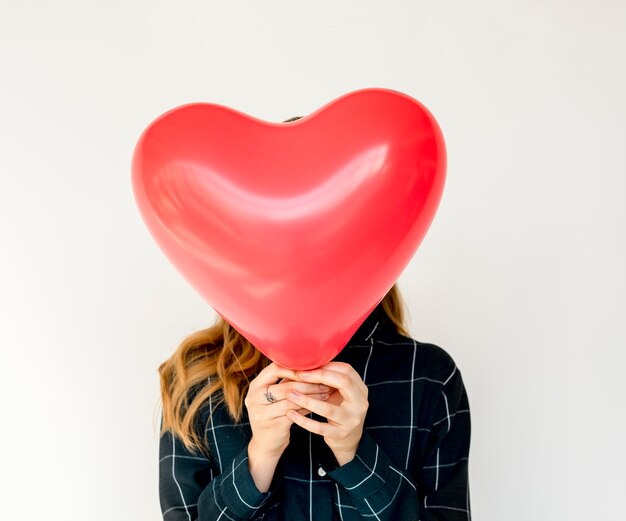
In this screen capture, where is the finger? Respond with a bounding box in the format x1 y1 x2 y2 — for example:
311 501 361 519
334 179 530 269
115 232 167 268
286 382 332 394
320 361 354 374
277 378 338 396
267 381 331 402
256 383 330 407
262 398 314 420
286 390 342 422
286 409 336 437
321 362 368 394
257 390 330 407
304 393 330 402
250 363 298 389
296 368 363 403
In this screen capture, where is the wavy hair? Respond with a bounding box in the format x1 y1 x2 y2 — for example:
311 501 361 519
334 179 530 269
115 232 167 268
158 283 409 455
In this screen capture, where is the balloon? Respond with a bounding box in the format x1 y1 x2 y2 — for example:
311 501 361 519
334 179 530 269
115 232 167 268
132 88 446 369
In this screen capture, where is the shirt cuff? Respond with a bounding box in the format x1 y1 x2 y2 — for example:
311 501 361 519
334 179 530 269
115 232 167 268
198 445 273 519
327 431 392 499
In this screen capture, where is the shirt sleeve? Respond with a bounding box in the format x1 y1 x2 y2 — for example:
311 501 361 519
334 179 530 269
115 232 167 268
159 424 277 520
327 429 420 519
418 365 472 520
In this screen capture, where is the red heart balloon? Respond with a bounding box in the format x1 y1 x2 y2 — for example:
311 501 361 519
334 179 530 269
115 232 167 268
132 88 446 369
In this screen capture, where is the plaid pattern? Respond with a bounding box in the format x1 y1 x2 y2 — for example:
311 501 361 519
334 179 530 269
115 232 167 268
159 304 471 520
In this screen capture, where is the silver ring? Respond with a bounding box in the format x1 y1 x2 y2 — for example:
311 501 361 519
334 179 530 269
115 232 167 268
264 385 277 403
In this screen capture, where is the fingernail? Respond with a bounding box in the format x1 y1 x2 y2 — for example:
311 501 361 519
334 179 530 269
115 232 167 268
300 371 311 378
320 393 329 400
319 385 329 392
287 391 299 400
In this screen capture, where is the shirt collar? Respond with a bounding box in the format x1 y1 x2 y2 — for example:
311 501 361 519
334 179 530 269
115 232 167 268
349 302 396 345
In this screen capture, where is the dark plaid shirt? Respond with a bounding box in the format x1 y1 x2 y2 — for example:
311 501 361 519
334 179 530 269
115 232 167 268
159 305 472 520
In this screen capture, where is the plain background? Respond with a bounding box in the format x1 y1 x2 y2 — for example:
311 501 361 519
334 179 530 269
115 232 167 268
1 1 625 520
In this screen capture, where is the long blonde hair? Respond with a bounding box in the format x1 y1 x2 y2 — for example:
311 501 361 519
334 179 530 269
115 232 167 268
158 284 409 455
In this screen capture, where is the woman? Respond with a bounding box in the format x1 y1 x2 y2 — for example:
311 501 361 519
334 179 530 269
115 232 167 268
158 283 472 520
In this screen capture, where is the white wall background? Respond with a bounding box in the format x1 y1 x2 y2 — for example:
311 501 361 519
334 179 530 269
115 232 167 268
1 1 624 520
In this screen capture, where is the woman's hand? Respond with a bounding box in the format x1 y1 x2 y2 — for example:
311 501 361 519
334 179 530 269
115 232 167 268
285 362 369 466
244 362 331 491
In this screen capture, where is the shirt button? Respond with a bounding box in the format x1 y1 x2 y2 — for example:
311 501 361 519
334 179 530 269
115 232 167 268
317 466 327 477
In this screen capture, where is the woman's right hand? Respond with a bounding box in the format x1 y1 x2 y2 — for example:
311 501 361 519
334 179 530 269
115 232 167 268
245 362 330 491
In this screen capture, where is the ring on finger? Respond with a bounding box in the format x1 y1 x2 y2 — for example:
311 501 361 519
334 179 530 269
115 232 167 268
264 385 278 403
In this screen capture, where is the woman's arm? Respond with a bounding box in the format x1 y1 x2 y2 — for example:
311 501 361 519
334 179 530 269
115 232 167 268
328 364 471 520
159 363 330 520
287 362 421 519
159 425 274 521
286 361 472 520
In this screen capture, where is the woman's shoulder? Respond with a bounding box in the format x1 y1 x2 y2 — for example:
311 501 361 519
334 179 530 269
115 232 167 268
402 333 457 377
364 330 460 386
351 306 460 384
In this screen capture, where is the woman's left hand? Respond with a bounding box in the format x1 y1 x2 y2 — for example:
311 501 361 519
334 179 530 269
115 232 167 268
286 362 368 466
